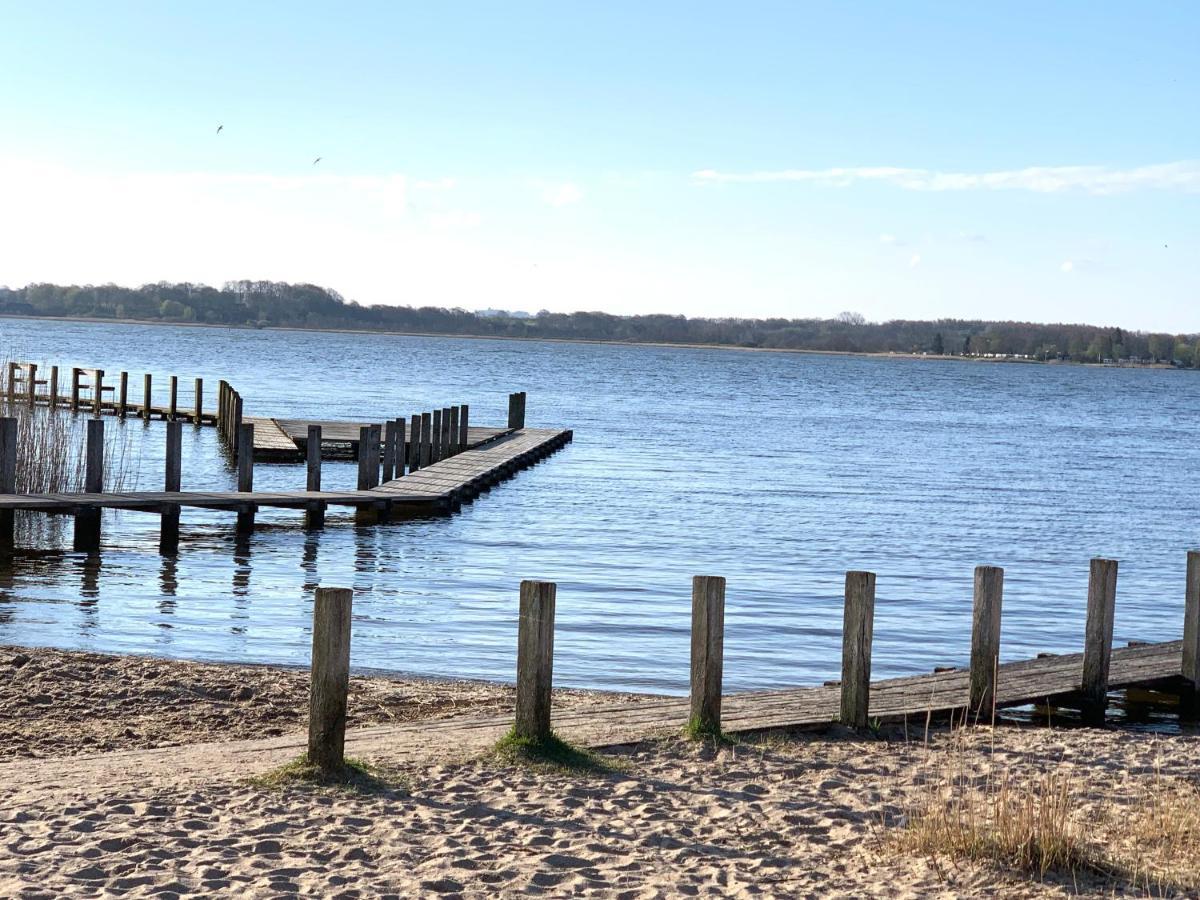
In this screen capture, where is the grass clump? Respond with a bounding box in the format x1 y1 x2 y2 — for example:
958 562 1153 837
250 755 396 793
683 715 736 745
493 727 615 773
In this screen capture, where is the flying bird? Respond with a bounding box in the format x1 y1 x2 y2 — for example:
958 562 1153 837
312 156 322 166
216 124 223 135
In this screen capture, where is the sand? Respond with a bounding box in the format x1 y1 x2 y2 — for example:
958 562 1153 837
3 647 1199 898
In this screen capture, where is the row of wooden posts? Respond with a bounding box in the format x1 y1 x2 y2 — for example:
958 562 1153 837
303 553 1200 771
4 362 209 423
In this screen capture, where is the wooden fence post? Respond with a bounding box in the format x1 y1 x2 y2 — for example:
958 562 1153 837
49 366 59 409
420 412 432 468
217 381 227 433
356 426 378 490
0 418 16 553
193 378 203 425
1182 551 1200 690
72 418 104 552
449 407 460 457
142 373 152 420
25 363 37 406
4 362 14 402
1081 558 1118 725
308 586 353 772
70 368 82 411
168 375 178 421
441 407 452 460
305 425 324 529
232 394 244 451
408 414 421 472
394 418 406 478
160 420 182 555
382 420 397 482
969 565 1004 720
431 409 442 463
459 403 469 452
118 371 128 417
236 422 255 533
689 575 726 736
91 370 104 416
840 571 876 729
514 580 556 741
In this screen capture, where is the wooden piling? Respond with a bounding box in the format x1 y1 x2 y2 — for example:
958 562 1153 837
508 392 521 429
1081 558 1118 725
431 409 443 463
689 575 726 736
420 412 432 468
193 378 203 424
969 565 1004 720
1183 551 1200 690
142 373 152 421
459 404 469 452
159 420 182 555
840 571 876 729
394 418 406 478
73 418 104 552
217 381 227 434
382 420 397 482
168 375 178 420
307 586 353 772
4 363 14 402
306 425 324 529
448 407 460 457
117 372 128 417
0 418 16 553
356 426 375 490
514 580 556 741
49 366 59 409
232 395 244 451
236 423 255 533
25 363 37 406
91 370 104 416
70 368 82 411
408 414 421 472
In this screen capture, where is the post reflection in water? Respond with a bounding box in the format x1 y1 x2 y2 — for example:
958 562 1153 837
230 534 251 635
301 530 320 595
157 554 178 639
77 552 101 631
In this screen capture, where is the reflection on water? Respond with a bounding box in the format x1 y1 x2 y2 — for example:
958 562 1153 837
0 318 1199 694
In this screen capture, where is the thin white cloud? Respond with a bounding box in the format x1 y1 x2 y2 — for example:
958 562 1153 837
909 254 922 268
879 233 896 244
1061 260 1074 273
692 160 1200 195
542 182 583 207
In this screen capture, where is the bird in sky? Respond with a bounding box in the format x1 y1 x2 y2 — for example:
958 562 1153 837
216 124 223 135
312 157 322 166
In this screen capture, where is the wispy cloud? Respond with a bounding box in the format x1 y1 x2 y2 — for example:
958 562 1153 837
692 161 1200 195
542 182 584 207
909 253 922 268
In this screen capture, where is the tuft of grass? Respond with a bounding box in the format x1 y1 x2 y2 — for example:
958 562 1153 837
683 715 736 745
492 727 616 773
249 755 398 793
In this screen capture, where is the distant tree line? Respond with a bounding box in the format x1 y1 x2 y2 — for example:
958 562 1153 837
2 281 1199 367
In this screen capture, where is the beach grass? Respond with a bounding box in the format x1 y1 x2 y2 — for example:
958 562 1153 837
249 755 399 794
492 727 617 774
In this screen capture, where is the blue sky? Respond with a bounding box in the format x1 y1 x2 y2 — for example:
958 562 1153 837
0 2 1196 329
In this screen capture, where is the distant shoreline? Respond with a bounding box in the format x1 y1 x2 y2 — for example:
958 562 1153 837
0 312 1182 370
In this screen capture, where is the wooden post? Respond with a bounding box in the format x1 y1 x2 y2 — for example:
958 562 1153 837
25 363 37 406
459 403 469 452
514 580 556 741
159 420 182 555
193 378 203 424
49 366 59 409
394 418 406 477
408 414 421 472
1081 557 1118 725
1184 551 1200 690
232 394 243 451
356 426 374 490
308 586 353 772
0 418 16 553
4 363 14 402
73 418 104 552
840 571 876 729
306 424 324 529
969 565 1004 720
508 392 520 429
689 575 726 736
71 368 82 411
117 372 128 417
236 423 255 533
217 381 228 433
382 420 397 482
420 412 432 468
168 375 178 421
431 409 442 463
441 407 452 459
142 373 152 421
448 407 460 457
91 370 104 416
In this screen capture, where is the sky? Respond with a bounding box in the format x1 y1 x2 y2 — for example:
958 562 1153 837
0 2 1196 331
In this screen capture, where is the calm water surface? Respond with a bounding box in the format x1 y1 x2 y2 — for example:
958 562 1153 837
1 318 1198 694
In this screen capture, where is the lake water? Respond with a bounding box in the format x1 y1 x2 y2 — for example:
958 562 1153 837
1 317 1198 694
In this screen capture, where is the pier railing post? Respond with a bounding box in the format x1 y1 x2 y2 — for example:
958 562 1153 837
142 373 152 421
431 409 443 463
1183 551 1200 690
0 418 16 553
70 368 82 412
969 565 1004 720
25 363 37 406
382 420 397 482
1081 557 1118 725
459 403 469 452
91 370 104 416
408 414 421 472
72 418 105 552
840 571 876 729
356 425 378 490
49 366 59 409
236 422 255 533
217 381 227 433
168 375 178 421
449 407 460 457
193 378 203 425
4 362 14 402
689 575 726 737
420 412 432 468
441 407 452 459
118 371 128 418
394 418 406 477
507 392 522 429
514 580 556 741
232 394 244 451
305 425 324 529
308 586 353 773
160 420 182 555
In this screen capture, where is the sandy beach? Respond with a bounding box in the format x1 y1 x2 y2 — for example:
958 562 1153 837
2 647 1199 898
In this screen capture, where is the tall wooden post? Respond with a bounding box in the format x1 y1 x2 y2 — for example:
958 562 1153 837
73 418 104 552
1184 551 1200 690
70 368 82 411
440 407 451 460
514 580 556 741
159 420 182 555
4 363 14 402
431 409 442 464
459 403 469 452
1081 558 1118 725
193 378 203 424
420 412 432 468
236 423 255 533
305 425 324 529
408 414 421 472
356 426 376 490
49 366 59 409
232 395 244 451
217 381 228 434
0 418 16 553
142 373 152 421
840 571 876 729
382 420 397 482
689 575 726 736
508 392 521 429
91 370 104 416
308 586 353 772
448 407 460 457
168 375 178 421
393 419 406 478
25 363 37 406
117 372 128 417
969 565 1004 720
